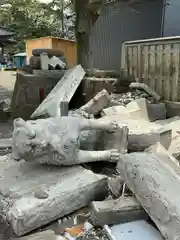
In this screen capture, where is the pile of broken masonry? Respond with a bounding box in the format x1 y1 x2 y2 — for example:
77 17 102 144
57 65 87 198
0 65 180 240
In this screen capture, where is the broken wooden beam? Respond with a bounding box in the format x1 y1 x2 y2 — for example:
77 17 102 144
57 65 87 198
90 196 148 226
117 152 180 239
0 155 107 236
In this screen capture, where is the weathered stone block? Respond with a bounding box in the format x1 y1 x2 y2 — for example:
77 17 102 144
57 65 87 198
90 196 148 226
117 152 180 239
0 155 107 236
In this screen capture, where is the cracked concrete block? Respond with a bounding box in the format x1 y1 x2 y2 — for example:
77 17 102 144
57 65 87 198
117 152 180 240
90 196 148 226
0 155 107 236
80 89 110 115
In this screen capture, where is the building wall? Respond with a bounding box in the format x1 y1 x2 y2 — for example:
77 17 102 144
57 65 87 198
88 0 163 70
163 0 180 36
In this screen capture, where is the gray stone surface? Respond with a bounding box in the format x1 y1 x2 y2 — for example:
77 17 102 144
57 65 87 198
80 89 110 115
31 65 85 118
108 176 124 198
117 152 180 240
147 103 166 121
0 155 108 236
17 230 56 240
90 197 148 226
165 101 180 118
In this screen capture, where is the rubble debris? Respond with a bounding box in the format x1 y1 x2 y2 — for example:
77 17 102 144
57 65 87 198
85 69 121 78
18 230 56 240
104 220 163 240
146 142 179 166
168 134 180 160
165 101 180 118
31 65 86 118
90 196 148 227
108 176 124 198
12 117 122 165
117 152 180 239
79 89 110 115
147 103 167 121
0 155 107 236
129 82 161 101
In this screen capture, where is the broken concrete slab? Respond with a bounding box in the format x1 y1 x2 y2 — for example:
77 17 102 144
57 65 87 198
128 127 172 151
0 155 107 236
31 65 85 118
146 142 179 166
129 82 160 101
147 103 166 121
40 53 66 70
17 230 56 240
117 152 180 239
90 196 148 227
126 98 149 121
165 101 180 118
79 89 110 115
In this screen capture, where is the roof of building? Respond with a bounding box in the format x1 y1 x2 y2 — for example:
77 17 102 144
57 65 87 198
13 52 27 57
0 27 15 37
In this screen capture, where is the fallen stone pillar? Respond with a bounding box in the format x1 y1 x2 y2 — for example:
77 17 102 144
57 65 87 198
90 196 148 226
117 152 180 239
0 155 107 236
79 89 110 115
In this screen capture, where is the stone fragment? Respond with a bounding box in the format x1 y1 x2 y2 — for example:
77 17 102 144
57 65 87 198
34 189 49 199
31 65 85 118
117 152 180 240
165 101 180 118
80 89 110 115
126 98 149 120
90 196 148 226
0 155 107 236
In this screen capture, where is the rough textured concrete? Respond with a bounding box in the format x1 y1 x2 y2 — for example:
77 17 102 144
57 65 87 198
0 155 107 236
31 65 85 118
147 103 167 121
90 197 148 226
165 101 180 118
11 71 63 119
117 152 180 240
80 89 110 115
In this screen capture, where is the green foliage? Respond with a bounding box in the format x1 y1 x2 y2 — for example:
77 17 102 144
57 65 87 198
0 0 71 54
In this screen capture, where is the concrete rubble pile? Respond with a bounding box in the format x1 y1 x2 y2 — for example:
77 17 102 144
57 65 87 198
1 66 180 240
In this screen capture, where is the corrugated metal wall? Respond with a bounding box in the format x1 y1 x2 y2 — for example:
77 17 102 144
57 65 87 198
121 36 180 101
163 0 180 37
87 0 163 70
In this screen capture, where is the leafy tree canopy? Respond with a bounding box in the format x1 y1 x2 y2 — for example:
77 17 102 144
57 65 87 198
0 0 74 54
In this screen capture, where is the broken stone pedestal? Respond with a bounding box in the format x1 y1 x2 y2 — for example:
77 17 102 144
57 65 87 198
0 155 107 236
117 152 180 240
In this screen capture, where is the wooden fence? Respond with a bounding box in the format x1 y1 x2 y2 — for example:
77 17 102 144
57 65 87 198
121 36 180 101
